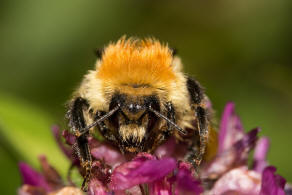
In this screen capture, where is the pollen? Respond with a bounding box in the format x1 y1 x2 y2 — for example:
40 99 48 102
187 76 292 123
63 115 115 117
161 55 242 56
96 37 176 89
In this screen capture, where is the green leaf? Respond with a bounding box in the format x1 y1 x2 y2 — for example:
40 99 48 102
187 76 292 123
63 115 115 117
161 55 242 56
0 93 69 176
0 145 21 195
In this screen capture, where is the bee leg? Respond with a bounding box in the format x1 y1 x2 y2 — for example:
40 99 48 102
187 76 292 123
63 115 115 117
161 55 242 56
186 106 209 172
185 77 209 171
73 134 92 191
165 102 176 138
151 102 175 150
94 111 117 143
67 97 92 191
196 106 208 166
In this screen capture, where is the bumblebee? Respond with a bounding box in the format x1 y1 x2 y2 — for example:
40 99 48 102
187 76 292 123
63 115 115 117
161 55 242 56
66 37 212 191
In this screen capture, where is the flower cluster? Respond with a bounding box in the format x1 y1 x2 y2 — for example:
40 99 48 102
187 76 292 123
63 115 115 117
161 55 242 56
18 103 291 195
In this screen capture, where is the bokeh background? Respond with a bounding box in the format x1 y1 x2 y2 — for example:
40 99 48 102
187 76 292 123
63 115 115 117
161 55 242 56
0 0 291 194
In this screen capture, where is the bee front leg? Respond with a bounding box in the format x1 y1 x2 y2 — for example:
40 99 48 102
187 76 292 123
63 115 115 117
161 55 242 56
67 97 92 191
73 134 92 191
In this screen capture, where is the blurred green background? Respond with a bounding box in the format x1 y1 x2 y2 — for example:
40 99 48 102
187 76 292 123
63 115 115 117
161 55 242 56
0 0 291 194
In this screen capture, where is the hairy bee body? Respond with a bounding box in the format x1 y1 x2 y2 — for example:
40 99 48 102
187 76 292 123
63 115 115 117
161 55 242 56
67 37 212 191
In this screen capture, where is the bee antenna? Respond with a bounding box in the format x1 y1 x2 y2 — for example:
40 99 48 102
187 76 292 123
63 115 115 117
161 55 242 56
148 106 187 135
170 47 178 56
80 105 120 135
94 48 104 59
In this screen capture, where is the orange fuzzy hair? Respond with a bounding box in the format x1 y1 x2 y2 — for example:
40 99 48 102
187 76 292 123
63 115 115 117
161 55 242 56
96 37 176 89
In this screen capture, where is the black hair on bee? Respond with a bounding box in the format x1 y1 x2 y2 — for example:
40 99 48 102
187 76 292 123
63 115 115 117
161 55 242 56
66 37 212 191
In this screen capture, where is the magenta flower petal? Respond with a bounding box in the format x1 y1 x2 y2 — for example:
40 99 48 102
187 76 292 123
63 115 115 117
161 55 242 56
38 155 63 190
233 128 259 160
62 129 76 145
218 102 244 153
260 166 286 195
155 136 188 160
206 166 261 195
155 136 176 158
253 137 270 173
148 162 202 195
149 178 172 195
174 162 203 195
90 140 125 168
51 125 73 160
88 178 108 195
201 128 259 178
18 162 50 192
109 153 176 191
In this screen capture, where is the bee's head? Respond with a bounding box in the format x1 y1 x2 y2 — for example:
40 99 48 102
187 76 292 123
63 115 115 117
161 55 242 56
108 93 162 153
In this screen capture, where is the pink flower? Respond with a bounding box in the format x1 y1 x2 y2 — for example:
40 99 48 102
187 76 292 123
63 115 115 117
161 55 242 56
18 156 65 195
202 103 288 195
18 103 290 195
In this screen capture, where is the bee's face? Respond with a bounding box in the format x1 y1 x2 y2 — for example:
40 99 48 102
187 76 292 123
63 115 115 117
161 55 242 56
107 93 163 153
